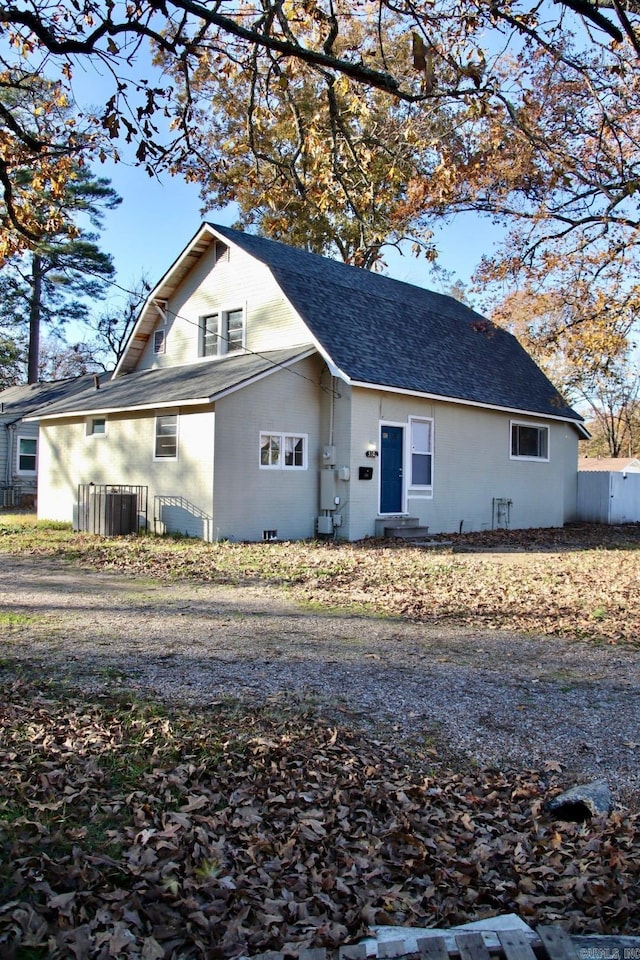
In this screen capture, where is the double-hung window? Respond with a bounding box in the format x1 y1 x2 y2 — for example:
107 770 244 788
510 421 549 460
200 308 244 357
260 432 307 470
17 436 37 474
409 418 433 489
155 414 178 460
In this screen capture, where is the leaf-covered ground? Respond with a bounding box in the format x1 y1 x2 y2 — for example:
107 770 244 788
2 517 640 957
1 517 639 646
1 678 640 960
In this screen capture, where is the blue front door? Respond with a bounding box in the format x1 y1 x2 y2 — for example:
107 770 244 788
380 425 404 513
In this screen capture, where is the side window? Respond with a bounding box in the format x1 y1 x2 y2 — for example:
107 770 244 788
17 436 37 474
410 418 433 488
511 421 549 460
259 432 307 470
155 414 178 460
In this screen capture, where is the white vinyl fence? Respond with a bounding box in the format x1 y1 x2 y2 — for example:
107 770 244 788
576 471 640 523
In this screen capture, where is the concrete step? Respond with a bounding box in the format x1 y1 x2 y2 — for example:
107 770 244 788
384 516 420 527
384 524 430 540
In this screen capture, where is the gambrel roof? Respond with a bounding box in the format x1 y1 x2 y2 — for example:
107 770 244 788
30 223 585 431
210 224 582 426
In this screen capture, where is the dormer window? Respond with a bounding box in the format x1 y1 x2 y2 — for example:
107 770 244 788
200 308 244 358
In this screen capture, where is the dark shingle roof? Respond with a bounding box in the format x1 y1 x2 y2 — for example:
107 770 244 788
27 349 312 419
211 223 582 424
0 374 111 421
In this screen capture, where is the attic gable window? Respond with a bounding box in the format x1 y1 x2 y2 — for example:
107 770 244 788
200 308 244 358
153 329 166 354
511 421 549 461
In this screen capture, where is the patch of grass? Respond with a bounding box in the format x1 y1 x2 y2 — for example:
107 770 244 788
1 516 640 645
0 612 36 629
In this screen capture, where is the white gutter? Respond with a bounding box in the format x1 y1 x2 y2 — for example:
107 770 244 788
346 378 590 436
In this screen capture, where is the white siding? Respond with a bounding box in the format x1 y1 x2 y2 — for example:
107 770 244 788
334 389 580 540
136 243 311 370
37 357 326 542
37 407 215 535
212 356 324 541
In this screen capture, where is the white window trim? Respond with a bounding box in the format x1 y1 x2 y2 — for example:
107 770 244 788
510 419 550 462
259 431 308 471
86 416 107 438
16 435 37 475
154 413 179 461
153 328 166 355
199 305 246 359
408 415 434 498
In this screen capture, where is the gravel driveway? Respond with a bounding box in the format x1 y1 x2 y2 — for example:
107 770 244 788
2 553 640 809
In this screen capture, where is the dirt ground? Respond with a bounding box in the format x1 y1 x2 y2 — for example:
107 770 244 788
2 551 640 809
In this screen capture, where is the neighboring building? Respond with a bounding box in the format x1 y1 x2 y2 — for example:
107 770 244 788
578 457 640 474
29 223 587 541
577 458 640 524
0 376 104 508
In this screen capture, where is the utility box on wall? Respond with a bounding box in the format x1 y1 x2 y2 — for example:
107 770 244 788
320 469 337 510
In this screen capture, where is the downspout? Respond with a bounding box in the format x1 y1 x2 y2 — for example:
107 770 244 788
329 375 335 449
5 419 21 486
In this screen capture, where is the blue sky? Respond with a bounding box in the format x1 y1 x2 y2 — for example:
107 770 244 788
69 45 505 317
95 155 503 314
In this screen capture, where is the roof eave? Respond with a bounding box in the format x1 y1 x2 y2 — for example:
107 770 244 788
347 377 587 432
30 348 317 421
114 223 220 377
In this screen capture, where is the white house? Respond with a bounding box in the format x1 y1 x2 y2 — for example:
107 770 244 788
29 223 588 541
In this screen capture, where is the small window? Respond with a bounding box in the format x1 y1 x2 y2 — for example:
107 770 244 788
155 414 178 460
410 418 433 488
87 417 106 437
154 329 166 354
17 436 37 474
259 432 307 470
200 308 244 357
511 421 549 460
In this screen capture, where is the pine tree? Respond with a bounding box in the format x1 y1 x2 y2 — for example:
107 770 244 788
0 166 121 382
